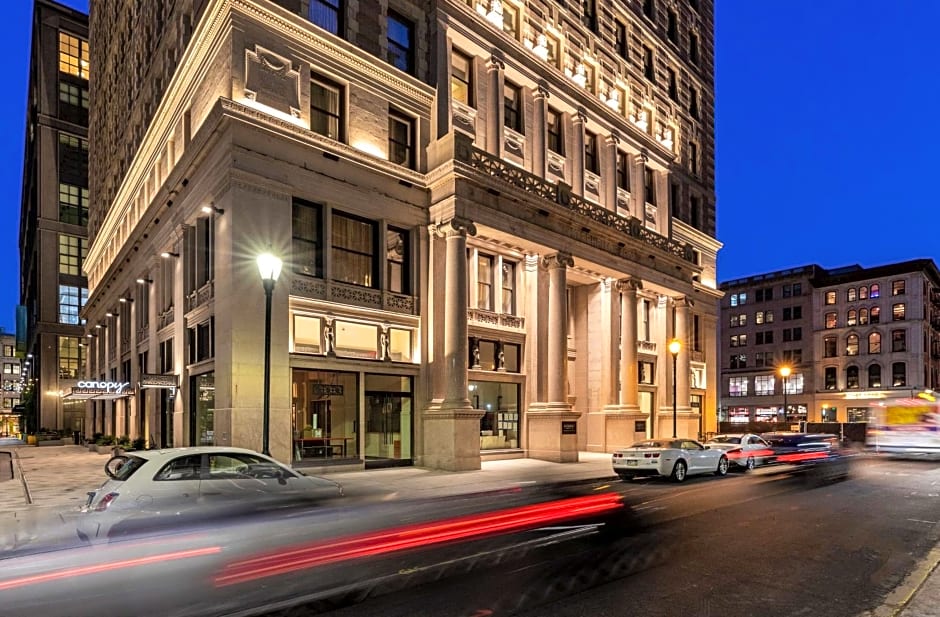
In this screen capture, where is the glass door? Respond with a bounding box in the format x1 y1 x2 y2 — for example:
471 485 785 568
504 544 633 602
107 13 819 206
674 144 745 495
364 374 412 468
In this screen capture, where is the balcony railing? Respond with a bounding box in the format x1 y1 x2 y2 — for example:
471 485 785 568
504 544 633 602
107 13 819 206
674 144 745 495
637 340 657 354
457 139 695 263
186 281 215 313
467 308 525 330
291 277 416 315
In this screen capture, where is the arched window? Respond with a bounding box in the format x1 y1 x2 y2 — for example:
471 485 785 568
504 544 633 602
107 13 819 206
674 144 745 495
846 366 860 388
870 284 880 298
871 306 881 323
868 332 881 354
859 308 869 325
847 288 856 302
846 334 859 356
847 309 857 326
868 364 881 388
859 286 869 299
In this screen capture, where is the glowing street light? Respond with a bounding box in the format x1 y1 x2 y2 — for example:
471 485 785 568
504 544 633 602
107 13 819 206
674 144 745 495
668 339 681 438
257 252 283 455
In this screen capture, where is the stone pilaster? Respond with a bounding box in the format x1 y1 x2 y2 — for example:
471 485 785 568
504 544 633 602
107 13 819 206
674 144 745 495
531 83 549 178
675 296 692 412
604 133 620 211
570 109 586 197
423 218 484 471
485 54 504 157
528 252 580 462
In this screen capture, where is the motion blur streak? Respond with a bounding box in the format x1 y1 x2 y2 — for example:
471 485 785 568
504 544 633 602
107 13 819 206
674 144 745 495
725 449 774 460
215 493 623 586
0 546 223 591
775 452 829 463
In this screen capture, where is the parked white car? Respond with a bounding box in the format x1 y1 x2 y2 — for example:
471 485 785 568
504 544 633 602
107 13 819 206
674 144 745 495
78 446 343 542
612 438 729 482
704 433 773 471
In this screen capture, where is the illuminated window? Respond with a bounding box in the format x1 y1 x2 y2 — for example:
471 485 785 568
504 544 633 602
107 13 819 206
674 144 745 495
824 367 837 390
58 336 83 379
334 321 378 358
846 309 857 326
309 0 343 36
58 234 87 275
388 328 412 362
547 108 564 154
501 261 516 314
332 211 377 288
293 315 322 354
891 280 905 296
846 366 859 389
868 332 881 354
859 286 868 299
58 285 87 325
859 308 869 325
870 284 880 298
754 375 774 396
846 334 858 356
386 227 410 294
825 312 837 329
728 376 748 397
310 75 344 141
477 253 494 310
503 82 523 132
502 2 519 36
451 50 473 107
825 291 837 305
58 32 89 79
292 199 323 277
639 361 655 384
892 303 905 321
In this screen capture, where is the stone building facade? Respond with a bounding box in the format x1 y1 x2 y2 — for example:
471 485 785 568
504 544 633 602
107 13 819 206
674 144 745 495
82 0 721 470
719 260 940 426
18 0 89 435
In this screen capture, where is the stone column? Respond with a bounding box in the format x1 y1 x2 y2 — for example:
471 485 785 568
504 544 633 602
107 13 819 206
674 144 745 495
570 110 586 197
675 296 692 412
528 252 581 462
604 133 620 211
531 83 549 178
485 54 504 157
422 218 484 471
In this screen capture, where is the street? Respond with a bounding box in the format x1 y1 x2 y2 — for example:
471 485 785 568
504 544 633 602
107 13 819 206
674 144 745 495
309 457 940 617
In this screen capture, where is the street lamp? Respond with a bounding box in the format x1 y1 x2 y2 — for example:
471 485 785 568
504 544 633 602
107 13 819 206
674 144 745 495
257 252 283 456
779 365 792 424
668 339 681 438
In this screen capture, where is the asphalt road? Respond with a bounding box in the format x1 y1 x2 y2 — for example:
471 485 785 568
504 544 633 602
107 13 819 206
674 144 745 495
308 457 940 617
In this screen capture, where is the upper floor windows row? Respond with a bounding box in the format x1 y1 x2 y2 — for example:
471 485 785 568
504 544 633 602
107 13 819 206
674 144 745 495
825 283 886 305
825 304 906 328
308 1 416 76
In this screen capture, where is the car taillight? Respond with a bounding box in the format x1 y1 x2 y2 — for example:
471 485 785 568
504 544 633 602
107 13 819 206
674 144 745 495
644 453 661 458
95 492 120 511
613 453 622 458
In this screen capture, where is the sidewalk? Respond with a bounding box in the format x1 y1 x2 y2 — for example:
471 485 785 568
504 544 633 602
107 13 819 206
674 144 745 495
1 445 938 617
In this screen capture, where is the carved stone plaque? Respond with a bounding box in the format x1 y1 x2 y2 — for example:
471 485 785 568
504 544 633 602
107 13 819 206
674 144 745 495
245 46 301 118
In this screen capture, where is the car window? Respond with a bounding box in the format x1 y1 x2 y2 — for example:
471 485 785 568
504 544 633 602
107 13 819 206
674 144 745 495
681 440 702 450
154 455 203 481
748 436 765 445
207 453 297 480
709 435 741 444
631 440 673 449
110 455 147 481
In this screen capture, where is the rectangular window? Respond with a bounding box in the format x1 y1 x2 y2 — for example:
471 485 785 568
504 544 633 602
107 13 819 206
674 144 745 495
310 75 344 141
58 234 87 276
643 46 655 81
59 31 89 79
387 11 414 74
59 81 89 124
58 285 87 325
689 85 699 119
334 320 379 358
825 290 837 304
667 9 678 43
58 336 83 380
616 150 631 191
892 280 905 295
689 31 699 65
59 183 89 226
503 82 523 132
643 0 655 20
59 132 88 186
309 0 343 36
754 375 774 396
667 68 678 101
730 354 747 369
689 141 698 175
386 226 410 294
892 303 905 321
501 261 516 314
892 362 906 387
615 20 628 59
892 330 906 352
160 338 174 373
644 166 656 204
729 376 748 397
292 199 323 277
547 108 563 154
639 361 655 384
388 110 415 169
825 367 837 390
824 336 837 357
477 253 494 310
451 50 473 107
502 2 519 37
388 328 413 362
332 211 377 288
581 0 597 31
585 132 599 173
825 312 837 329
293 315 322 354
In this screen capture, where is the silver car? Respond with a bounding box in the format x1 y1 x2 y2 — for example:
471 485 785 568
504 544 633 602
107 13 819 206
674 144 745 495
704 433 773 471
612 438 729 482
78 446 343 541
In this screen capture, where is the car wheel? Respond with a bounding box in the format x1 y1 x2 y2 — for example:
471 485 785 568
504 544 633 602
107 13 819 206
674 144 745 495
670 460 687 482
715 456 729 476
616 472 634 482
745 457 755 471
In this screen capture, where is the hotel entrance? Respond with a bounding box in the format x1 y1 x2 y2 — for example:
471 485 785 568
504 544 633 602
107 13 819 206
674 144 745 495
364 374 412 468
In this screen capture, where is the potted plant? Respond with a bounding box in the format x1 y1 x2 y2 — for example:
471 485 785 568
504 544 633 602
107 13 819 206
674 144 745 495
95 434 116 454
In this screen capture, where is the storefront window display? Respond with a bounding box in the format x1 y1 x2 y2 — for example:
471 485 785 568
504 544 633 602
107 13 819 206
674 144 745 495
364 374 412 466
292 370 359 462
470 380 520 450
191 372 215 446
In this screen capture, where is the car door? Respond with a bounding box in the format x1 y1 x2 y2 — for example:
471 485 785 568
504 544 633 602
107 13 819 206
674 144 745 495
147 453 204 514
682 440 709 472
200 452 300 507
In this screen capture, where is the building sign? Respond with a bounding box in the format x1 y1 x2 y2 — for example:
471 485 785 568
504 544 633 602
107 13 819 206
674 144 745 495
634 420 647 432
312 384 344 396
561 421 577 435
67 381 135 400
140 374 179 398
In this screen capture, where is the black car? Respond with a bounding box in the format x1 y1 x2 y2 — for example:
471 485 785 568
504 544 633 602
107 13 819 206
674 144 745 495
757 432 852 483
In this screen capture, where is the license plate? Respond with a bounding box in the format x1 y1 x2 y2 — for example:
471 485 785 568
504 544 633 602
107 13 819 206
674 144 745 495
626 460 638 466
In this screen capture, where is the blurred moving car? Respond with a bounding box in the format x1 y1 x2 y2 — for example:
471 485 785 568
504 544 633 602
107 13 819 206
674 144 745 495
756 432 851 483
704 433 772 471
612 438 729 482
78 446 343 541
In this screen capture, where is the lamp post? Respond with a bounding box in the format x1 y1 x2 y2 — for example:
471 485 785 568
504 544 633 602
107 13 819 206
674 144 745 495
668 339 681 438
257 252 283 456
779 365 792 425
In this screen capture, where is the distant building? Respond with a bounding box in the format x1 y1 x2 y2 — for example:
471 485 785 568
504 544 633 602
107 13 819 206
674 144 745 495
83 0 721 468
719 260 940 425
1 330 24 436
18 0 89 434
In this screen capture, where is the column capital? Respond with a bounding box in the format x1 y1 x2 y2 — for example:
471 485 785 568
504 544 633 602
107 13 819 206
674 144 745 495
573 107 588 124
616 278 642 293
605 132 621 147
542 252 574 269
535 81 550 99
673 295 694 309
434 217 477 238
487 53 505 71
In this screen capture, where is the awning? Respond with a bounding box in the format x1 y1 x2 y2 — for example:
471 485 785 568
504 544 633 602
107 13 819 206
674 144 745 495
64 390 136 400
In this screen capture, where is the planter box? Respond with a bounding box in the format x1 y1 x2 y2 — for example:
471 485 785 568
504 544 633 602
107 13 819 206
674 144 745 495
94 444 115 454
37 439 65 447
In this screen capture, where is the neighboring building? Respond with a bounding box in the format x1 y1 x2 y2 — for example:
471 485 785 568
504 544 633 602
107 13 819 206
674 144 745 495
1 331 24 436
18 0 89 435
83 0 721 470
718 260 940 425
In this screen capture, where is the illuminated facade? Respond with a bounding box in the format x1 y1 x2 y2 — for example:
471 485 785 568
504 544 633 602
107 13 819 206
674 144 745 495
18 0 89 435
85 0 720 470
719 260 940 425
1 332 24 436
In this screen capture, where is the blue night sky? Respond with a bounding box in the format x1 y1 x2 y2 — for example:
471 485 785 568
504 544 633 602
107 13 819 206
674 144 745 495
1 0 937 332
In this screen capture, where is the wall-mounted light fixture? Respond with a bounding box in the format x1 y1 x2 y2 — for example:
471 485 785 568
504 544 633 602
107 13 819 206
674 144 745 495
202 204 225 215
161 251 179 259
105 312 115 318
136 277 153 285
119 297 134 303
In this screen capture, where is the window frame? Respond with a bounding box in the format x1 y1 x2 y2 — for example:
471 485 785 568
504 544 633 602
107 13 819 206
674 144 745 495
386 10 415 74
310 74 345 142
